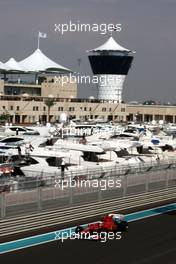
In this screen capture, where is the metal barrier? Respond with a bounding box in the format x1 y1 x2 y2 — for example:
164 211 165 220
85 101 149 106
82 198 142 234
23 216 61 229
0 166 176 219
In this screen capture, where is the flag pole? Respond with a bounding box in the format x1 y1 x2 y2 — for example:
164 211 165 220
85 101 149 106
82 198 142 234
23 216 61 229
37 32 40 49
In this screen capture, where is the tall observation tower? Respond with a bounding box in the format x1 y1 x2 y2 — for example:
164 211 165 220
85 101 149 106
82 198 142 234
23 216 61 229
88 36 135 102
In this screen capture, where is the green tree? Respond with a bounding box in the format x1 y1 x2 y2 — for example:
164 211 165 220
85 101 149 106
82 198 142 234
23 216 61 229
0 112 10 124
44 98 55 123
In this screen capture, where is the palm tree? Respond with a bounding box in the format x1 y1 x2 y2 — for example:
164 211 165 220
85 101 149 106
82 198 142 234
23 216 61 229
44 97 55 123
0 111 10 125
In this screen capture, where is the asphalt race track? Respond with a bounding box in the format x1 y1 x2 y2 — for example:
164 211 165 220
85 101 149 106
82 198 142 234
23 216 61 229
1 211 176 264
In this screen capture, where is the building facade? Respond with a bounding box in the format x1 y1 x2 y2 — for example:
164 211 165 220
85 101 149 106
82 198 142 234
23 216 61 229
0 77 77 99
0 95 175 124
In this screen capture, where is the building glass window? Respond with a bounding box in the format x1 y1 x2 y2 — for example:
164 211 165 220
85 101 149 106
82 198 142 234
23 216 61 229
58 107 64 111
69 107 75 112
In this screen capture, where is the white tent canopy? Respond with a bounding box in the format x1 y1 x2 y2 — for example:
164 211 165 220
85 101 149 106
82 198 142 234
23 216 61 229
0 61 10 71
19 48 71 73
88 36 135 53
4 58 26 72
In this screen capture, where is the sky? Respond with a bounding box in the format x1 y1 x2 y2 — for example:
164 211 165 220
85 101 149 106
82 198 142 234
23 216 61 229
0 0 175 103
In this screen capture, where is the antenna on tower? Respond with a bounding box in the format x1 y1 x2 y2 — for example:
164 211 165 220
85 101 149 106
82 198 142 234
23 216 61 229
77 58 82 75
77 58 81 68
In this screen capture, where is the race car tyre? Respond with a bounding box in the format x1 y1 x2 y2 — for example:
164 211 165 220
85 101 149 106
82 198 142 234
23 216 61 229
75 225 84 234
119 221 128 231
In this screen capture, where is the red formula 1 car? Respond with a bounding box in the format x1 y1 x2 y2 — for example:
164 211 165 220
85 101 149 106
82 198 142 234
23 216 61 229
74 213 128 242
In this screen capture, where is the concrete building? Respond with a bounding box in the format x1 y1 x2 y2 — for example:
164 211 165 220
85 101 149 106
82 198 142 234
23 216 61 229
0 77 77 98
127 104 176 123
0 96 126 124
0 95 175 124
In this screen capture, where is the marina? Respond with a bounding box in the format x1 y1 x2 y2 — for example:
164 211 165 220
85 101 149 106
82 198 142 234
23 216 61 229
0 1 176 262
0 121 176 195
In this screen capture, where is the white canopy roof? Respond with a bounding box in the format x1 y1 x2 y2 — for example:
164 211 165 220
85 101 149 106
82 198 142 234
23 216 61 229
19 49 71 73
88 36 134 53
4 58 26 72
0 61 10 71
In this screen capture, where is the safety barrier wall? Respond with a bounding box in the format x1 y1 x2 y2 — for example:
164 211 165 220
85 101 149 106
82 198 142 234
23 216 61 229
0 166 176 219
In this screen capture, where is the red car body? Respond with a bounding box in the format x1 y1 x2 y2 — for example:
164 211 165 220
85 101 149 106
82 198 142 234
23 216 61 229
75 214 128 241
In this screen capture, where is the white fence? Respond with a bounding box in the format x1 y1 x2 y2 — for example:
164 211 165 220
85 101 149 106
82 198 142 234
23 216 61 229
0 165 176 219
